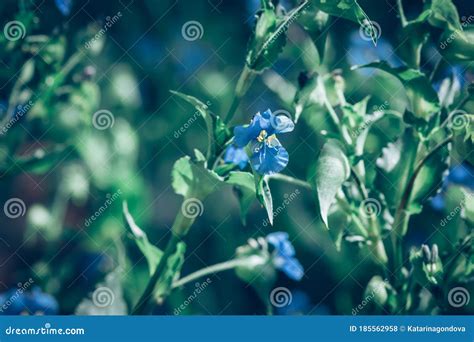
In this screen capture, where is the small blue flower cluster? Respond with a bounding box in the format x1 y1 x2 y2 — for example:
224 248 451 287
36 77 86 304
224 109 294 175
0 287 58 315
55 0 73 16
266 232 304 281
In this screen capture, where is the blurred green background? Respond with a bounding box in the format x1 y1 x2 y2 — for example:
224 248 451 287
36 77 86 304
0 0 473 315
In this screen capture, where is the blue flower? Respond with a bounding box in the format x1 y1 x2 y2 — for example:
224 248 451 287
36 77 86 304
234 109 294 175
0 287 58 315
55 0 73 16
266 232 304 281
224 145 249 170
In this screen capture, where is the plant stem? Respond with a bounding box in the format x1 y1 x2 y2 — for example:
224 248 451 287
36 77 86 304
390 136 453 282
172 258 249 289
267 173 312 190
397 0 407 26
132 233 181 315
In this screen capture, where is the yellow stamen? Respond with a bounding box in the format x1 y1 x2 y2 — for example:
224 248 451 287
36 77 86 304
257 130 268 142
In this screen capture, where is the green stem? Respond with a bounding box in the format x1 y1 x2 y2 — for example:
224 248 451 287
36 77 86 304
267 173 312 190
132 233 181 315
225 66 256 124
391 136 453 282
172 258 249 289
397 0 407 26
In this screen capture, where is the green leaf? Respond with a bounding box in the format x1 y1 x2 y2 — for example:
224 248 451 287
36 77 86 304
440 28 474 62
353 62 440 122
452 114 474 165
298 7 330 64
171 155 223 200
398 12 431 68
246 1 310 71
408 142 449 214
170 91 227 160
461 189 474 225
123 202 163 275
308 139 350 228
255 175 274 225
426 0 462 32
154 242 187 300
226 171 256 225
375 128 419 213
309 0 378 45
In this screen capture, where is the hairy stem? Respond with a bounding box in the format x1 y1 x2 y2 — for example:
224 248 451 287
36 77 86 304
172 258 250 289
132 233 181 315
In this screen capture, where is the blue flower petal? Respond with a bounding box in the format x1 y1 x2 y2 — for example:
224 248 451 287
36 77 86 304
280 257 304 281
272 114 295 134
267 232 295 257
55 0 73 16
250 138 289 175
234 111 274 147
224 145 249 170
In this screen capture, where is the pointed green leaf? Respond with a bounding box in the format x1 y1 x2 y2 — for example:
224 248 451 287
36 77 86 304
123 202 163 275
353 62 440 122
154 242 187 300
256 175 274 225
171 156 223 199
246 1 310 71
308 139 350 228
309 0 378 45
